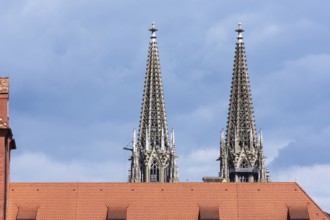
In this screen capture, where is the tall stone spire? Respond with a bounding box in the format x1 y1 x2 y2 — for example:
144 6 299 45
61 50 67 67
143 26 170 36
219 23 268 182
128 23 178 182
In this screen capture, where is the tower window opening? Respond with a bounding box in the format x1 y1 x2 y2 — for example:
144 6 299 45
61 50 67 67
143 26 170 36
150 160 159 182
164 164 170 182
229 173 235 182
239 173 248 182
254 173 259 182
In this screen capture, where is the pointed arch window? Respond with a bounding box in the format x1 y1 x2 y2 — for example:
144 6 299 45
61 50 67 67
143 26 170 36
164 163 170 182
150 160 159 182
238 160 249 182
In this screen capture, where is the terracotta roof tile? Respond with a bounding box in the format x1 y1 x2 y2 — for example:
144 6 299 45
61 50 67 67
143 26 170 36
7 182 329 220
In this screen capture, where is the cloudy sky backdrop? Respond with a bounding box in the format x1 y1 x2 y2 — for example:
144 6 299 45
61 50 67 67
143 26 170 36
1 0 329 211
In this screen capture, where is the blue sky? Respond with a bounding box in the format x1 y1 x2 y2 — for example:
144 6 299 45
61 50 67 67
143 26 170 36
1 0 330 211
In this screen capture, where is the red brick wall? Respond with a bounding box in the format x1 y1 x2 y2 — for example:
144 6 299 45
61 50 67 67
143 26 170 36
0 78 13 220
0 135 7 220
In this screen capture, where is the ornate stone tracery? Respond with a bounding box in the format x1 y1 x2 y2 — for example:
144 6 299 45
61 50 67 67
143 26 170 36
219 24 269 182
128 23 178 183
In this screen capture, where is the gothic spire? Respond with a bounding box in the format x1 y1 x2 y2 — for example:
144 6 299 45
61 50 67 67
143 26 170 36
138 22 169 151
226 23 257 152
219 23 268 182
128 23 178 183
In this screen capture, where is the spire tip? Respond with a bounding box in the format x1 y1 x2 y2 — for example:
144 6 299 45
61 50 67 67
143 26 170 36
149 22 158 39
235 23 244 40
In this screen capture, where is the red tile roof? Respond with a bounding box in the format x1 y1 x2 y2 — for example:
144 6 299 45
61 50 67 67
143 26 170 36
7 182 329 220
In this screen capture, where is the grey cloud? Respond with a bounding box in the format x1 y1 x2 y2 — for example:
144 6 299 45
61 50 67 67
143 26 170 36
0 1 329 211
269 125 330 170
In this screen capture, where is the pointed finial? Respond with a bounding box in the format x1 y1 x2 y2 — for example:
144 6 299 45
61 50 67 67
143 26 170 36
220 128 225 141
171 128 176 149
161 127 165 150
145 127 150 151
235 23 244 41
133 128 137 152
149 22 158 39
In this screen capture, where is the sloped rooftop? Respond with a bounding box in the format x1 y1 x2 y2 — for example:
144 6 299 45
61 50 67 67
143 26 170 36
7 182 329 220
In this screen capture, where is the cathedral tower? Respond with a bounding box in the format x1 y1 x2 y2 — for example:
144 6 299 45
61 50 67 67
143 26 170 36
128 23 178 182
219 24 268 182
